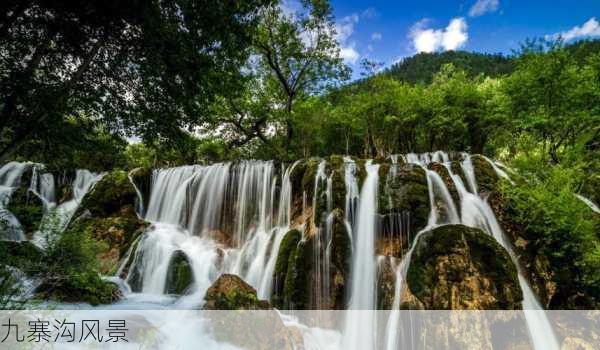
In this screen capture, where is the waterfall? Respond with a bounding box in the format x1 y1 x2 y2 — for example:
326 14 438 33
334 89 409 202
0 161 31 240
32 170 103 249
128 168 145 217
446 153 560 350
343 161 379 350
125 161 300 304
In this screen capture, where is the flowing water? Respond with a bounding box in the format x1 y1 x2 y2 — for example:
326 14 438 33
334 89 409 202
0 155 566 349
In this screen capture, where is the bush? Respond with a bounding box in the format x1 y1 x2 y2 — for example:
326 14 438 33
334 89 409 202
501 164 600 307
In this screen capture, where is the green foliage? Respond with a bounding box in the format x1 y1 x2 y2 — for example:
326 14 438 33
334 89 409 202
386 50 514 84
501 163 600 307
38 226 118 305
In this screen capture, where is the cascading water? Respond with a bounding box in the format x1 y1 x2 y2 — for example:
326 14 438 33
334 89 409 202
32 170 103 249
125 161 301 304
343 161 379 350
0 161 31 240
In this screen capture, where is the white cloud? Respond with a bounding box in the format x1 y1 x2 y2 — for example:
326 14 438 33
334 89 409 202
409 18 468 53
371 32 382 41
336 14 361 64
468 0 499 17
546 18 600 42
361 7 378 19
340 45 360 64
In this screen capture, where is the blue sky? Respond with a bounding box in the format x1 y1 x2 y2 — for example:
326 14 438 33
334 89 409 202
311 0 600 75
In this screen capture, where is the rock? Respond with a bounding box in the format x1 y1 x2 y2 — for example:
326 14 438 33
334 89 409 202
329 208 351 309
471 155 499 195
204 274 271 310
6 187 44 236
69 205 147 275
407 225 522 310
282 239 312 309
79 170 139 217
35 274 121 306
378 164 430 241
128 167 152 215
272 229 301 308
377 256 398 309
203 276 296 350
165 250 194 295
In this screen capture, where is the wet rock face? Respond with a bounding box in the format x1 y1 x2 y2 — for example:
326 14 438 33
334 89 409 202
272 229 302 309
471 155 499 195
378 163 429 247
165 250 194 295
80 170 138 217
407 225 522 310
204 274 271 310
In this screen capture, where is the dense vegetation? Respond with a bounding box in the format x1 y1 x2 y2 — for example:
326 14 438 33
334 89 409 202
1 0 600 308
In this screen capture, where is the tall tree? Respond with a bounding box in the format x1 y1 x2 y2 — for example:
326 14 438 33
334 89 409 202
251 0 348 156
0 0 273 161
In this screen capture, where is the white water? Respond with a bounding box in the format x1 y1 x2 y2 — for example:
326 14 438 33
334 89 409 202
32 170 103 249
343 161 379 350
575 194 600 214
0 162 31 240
125 161 301 305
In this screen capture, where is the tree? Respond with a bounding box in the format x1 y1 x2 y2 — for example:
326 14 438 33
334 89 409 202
251 0 348 156
0 0 273 161
504 39 600 163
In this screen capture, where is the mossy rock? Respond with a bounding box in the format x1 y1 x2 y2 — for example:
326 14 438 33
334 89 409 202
429 163 460 205
407 224 522 310
272 229 301 308
330 208 351 309
378 164 430 237
79 170 138 217
282 239 312 309
68 205 147 274
35 273 121 306
6 187 44 235
165 250 194 295
204 274 271 310
0 240 44 275
129 167 152 214
471 155 499 194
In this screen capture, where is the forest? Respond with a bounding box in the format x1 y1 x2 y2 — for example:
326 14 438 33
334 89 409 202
1 0 600 347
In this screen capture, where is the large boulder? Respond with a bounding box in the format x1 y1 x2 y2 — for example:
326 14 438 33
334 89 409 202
204 274 270 310
80 170 139 217
203 275 300 350
165 250 194 295
407 225 522 310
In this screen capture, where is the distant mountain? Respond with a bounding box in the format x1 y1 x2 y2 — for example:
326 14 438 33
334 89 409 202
382 39 600 85
385 51 514 84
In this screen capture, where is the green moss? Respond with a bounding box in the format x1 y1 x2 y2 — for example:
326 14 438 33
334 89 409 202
165 251 194 295
283 240 312 309
379 165 430 236
204 274 270 310
79 170 137 217
0 241 44 275
7 188 44 235
407 225 522 309
471 155 499 194
272 229 301 308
